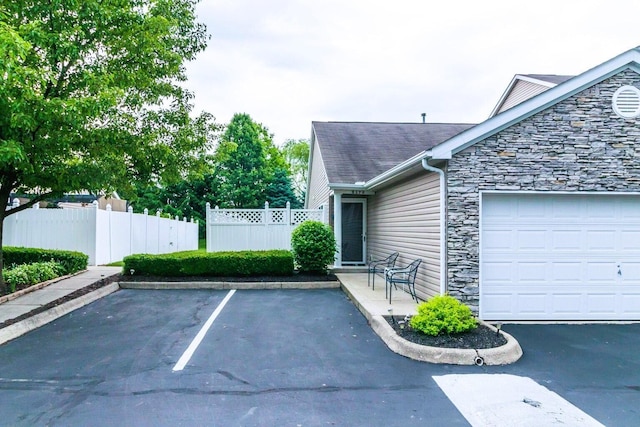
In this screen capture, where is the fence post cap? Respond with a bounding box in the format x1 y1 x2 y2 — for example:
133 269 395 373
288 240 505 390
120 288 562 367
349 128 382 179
128 206 133 213
206 202 210 208
144 208 149 215
264 201 269 209
286 201 290 209
92 200 99 208
156 210 161 216
106 204 112 211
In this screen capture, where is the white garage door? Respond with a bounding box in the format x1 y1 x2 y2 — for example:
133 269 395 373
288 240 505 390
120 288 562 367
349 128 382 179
481 193 640 321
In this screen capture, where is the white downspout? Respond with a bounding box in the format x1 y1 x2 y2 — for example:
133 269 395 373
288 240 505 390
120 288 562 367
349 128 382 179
421 158 446 295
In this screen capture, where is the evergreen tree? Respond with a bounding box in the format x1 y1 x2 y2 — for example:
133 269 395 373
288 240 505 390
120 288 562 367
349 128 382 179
266 168 302 208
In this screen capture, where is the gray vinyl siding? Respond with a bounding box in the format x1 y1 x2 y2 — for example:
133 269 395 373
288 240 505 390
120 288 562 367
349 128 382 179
498 80 549 114
306 138 331 209
367 171 441 300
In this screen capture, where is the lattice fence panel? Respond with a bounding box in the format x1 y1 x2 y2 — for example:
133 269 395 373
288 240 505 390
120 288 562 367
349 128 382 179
291 210 324 225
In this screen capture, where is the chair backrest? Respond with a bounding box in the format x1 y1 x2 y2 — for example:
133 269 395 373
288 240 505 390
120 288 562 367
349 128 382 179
386 252 399 268
406 258 422 282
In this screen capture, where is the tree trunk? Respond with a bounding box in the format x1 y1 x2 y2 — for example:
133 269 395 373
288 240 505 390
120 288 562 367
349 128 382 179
0 215 5 296
0 203 6 296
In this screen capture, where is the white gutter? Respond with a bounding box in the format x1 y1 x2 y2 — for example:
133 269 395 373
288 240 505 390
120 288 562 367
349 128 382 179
365 150 427 190
421 158 446 295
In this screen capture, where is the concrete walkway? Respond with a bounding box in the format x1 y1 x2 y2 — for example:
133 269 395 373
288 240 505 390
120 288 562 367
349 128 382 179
336 272 419 320
0 266 122 345
0 266 122 324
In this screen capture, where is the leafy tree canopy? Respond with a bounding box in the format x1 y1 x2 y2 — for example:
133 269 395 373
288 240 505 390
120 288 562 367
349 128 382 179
0 0 217 293
214 113 291 208
281 138 309 201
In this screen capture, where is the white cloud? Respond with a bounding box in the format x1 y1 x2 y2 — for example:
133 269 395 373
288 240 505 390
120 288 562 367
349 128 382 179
184 0 640 144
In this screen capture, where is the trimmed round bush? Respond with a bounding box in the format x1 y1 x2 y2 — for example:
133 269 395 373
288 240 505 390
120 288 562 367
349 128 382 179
409 295 477 336
291 221 336 273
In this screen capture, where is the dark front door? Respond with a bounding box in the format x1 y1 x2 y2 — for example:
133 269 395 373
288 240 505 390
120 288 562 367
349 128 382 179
341 200 365 264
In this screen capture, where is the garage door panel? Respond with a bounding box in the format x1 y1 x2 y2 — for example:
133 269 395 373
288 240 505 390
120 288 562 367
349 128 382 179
586 294 617 313
482 293 514 317
518 262 547 282
587 231 616 250
483 229 514 250
552 294 583 314
620 261 640 281
483 262 513 283
517 294 547 314
621 293 640 314
620 231 640 250
481 193 640 321
551 230 583 250
517 230 547 250
550 262 583 282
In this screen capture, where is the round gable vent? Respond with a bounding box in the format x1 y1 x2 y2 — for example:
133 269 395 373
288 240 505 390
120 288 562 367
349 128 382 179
612 85 640 118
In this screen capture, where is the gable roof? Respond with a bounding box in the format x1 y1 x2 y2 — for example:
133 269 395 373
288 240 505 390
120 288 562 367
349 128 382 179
490 74 575 117
312 121 474 185
428 46 640 160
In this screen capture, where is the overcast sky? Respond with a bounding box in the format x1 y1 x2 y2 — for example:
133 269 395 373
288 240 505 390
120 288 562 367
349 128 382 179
183 0 639 145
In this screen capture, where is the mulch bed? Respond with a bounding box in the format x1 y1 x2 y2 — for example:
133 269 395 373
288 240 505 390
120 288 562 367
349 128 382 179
385 316 507 349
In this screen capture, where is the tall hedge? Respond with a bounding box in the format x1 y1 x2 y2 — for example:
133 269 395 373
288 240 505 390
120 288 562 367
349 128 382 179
123 250 294 277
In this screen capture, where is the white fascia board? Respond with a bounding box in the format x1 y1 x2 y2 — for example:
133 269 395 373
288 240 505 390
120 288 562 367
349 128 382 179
430 48 640 160
303 126 317 208
516 74 558 88
329 183 374 195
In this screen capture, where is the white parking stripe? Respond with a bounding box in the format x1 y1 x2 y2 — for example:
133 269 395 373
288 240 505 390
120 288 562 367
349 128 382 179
433 374 604 427
173 289 236 372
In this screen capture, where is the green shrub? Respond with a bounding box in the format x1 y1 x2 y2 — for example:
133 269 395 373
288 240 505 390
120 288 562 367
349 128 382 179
409 295 477 336
3 247 88 275
3 261 65 293
123 250 294 277
290 221 336 273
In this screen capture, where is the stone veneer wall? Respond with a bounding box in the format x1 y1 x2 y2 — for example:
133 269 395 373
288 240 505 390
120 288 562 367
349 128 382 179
446 70 640 311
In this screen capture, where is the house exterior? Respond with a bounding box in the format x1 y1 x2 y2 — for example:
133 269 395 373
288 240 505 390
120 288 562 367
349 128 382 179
306 46 640 321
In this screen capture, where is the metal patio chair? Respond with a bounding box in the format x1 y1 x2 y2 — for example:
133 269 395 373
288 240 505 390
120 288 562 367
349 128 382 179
367 251 399 290
384 258 422 304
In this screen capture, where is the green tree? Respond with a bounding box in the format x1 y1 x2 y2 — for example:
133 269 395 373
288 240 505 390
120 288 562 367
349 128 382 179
0 0 216 294
215 113 273 208
265 168 302 208
281 139 310 201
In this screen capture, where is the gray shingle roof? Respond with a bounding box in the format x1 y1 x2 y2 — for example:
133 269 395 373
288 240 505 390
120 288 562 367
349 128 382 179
312 121 475 184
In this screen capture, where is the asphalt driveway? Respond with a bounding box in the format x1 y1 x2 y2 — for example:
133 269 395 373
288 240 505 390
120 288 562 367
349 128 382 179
0 288 637 426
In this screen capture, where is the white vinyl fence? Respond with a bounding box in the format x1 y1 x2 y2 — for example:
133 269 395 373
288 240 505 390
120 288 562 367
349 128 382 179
3 201 198 265
206 202 327 252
